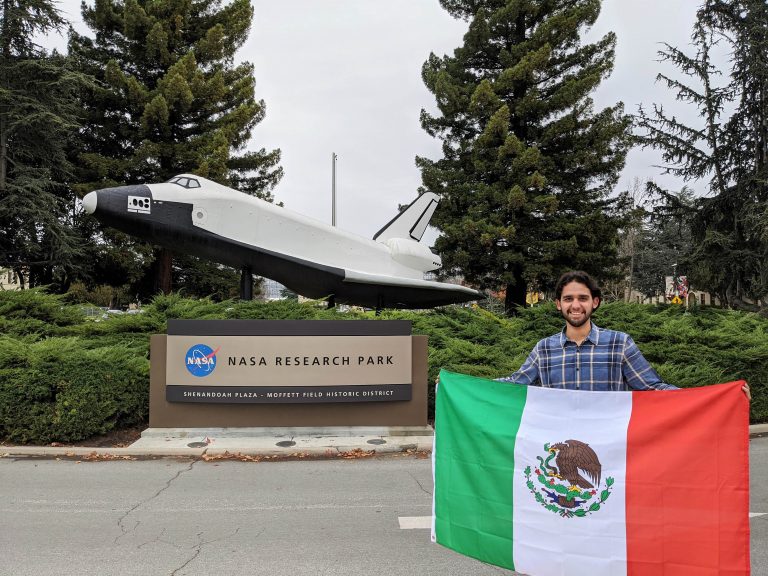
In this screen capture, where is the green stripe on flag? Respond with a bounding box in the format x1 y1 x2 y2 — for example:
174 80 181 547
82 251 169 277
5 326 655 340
434 369 527 571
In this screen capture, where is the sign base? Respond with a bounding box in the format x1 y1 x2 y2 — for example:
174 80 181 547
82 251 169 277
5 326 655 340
139 425 434 438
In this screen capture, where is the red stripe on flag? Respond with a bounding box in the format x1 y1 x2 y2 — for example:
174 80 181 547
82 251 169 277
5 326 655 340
626 381 750 575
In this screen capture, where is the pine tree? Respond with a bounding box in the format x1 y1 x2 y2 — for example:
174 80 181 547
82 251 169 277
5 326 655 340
0 0 91 289
69 0 283 294
630 187 695 300
418 0 632 314
637 0 768 310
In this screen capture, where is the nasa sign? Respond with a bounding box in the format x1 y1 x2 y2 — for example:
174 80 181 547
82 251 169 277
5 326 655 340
165 320 413 404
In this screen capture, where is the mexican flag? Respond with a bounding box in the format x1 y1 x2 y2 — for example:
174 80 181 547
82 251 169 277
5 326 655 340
431 370 750 576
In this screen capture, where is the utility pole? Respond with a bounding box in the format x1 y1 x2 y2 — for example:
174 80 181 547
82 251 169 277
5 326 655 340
328 152 338 309
331 152 337 227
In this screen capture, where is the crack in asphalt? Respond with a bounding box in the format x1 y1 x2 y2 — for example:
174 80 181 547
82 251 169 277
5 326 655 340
408 471 432 496
114 460 196 544
137 527 183 551
170 527 245 576
170 531 204 576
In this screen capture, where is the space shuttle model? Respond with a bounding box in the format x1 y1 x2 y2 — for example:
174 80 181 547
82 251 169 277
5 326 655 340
82 174 482 309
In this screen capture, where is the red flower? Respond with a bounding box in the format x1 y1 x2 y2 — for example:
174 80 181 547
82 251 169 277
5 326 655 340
535 468 540 475
549 479 555 485
590 490 596 495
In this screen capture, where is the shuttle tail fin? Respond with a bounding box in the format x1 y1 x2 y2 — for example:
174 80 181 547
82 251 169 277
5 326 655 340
373 192 439 243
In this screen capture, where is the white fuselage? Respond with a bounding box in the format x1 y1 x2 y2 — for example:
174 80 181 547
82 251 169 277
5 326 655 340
147 179 441 279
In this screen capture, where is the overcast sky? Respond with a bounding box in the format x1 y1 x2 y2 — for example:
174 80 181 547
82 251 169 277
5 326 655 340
49 0 704 239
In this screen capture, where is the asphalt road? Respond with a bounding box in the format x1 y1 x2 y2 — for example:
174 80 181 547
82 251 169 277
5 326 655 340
1 438 766 576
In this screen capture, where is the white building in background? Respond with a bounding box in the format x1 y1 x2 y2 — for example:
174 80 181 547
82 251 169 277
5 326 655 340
626 289 719 306
261 278 288 300
0 268 21 291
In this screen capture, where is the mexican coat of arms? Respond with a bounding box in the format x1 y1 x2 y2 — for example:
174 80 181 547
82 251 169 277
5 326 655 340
524 439 615 518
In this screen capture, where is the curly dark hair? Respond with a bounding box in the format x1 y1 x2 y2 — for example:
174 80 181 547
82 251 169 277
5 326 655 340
555 271 602 301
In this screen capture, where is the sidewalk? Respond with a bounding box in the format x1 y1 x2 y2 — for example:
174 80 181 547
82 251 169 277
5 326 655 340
0 426 436 459
2 423 766 460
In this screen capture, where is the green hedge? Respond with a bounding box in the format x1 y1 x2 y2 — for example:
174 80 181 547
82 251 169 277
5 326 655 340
0 290 766 444
0 336 148 444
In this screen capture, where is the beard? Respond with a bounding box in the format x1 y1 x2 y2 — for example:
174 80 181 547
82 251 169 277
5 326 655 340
561 308 592 328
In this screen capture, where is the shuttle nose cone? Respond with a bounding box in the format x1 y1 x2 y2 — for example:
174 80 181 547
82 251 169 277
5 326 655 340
82 191 97 214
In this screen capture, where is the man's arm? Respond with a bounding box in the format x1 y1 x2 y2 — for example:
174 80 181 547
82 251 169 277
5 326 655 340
497 347 541 385
622 335 678 390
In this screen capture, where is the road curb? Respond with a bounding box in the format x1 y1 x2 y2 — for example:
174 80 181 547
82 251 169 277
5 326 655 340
1 437 435 459
0 445 207 459
2 425 765 459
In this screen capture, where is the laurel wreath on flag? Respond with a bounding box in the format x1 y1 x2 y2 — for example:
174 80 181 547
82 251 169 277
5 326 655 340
524 465 614 518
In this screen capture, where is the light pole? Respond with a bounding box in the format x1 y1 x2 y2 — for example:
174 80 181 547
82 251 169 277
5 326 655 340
331 152 337 227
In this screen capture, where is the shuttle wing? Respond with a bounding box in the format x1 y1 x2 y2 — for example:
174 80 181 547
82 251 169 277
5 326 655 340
341 269 482 309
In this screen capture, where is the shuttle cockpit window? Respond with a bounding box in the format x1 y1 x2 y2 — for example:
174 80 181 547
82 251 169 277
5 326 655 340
168 176 201 189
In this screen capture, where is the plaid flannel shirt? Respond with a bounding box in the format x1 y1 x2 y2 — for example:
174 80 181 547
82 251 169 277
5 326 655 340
498 323 677 391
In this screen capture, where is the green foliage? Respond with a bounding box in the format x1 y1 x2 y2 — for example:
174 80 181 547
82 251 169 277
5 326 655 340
68 0 283 297
595 303 768 424
624 187 695 298
0 1 94 290
419 0 633 313
0 290 766 444
636 0 768 309
172 256 247 302
0 288 84 337
70 0 282 193
65 281 135 309
0 337 148 443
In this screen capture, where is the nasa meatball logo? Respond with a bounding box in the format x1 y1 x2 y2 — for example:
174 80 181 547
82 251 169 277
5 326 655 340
185 344 220 377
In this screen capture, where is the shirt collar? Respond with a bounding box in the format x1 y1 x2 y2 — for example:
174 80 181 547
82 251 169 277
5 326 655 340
559 322 601 347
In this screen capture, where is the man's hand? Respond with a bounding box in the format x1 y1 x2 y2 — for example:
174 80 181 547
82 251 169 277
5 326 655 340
743 383 751 401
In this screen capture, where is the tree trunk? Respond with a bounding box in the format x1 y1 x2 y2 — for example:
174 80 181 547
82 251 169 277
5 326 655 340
726 278 759 312
0 114 7 192
154 248 173 294
504 279 527 316
14 267 25 290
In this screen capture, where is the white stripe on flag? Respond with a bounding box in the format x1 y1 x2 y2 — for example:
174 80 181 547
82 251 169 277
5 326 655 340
512 387 633 576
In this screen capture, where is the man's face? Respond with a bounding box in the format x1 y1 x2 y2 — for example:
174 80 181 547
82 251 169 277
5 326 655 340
556 281 599 328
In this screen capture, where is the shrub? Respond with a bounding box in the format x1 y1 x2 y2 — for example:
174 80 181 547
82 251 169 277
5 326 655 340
0 289 84 338
0 337 148 444
0 290 765 445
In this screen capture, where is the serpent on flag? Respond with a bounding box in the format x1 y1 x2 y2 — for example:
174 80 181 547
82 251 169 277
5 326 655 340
431 370 750 576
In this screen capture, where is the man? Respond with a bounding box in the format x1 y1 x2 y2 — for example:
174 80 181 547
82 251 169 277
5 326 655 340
498 270 751 398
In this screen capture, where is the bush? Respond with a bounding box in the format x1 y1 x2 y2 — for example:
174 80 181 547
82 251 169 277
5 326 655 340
421 302 767 423
0 337 148 444
0 288 84 338
0 290 765 444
